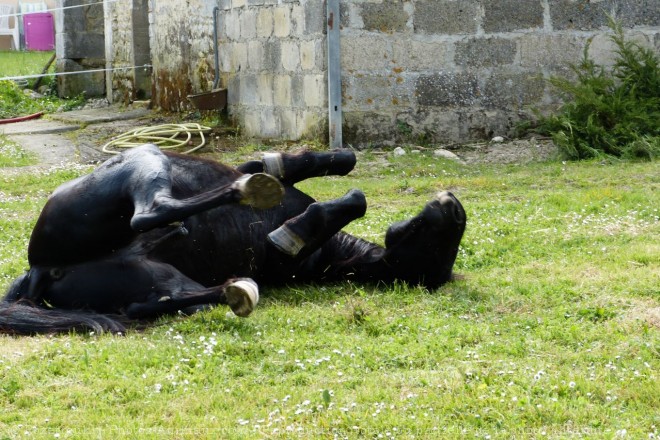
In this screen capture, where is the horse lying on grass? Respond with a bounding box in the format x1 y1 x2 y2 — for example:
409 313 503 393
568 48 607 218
0 145 466 335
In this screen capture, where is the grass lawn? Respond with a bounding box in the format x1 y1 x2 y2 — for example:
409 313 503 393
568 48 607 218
0 51 83 119
0 135 36 167
0 50 55 82
0 147 658 439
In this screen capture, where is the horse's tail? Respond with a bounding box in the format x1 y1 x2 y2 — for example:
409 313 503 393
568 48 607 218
0 301 127 335
0 276 127 335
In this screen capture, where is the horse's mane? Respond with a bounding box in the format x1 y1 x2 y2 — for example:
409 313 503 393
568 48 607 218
332 232 385 265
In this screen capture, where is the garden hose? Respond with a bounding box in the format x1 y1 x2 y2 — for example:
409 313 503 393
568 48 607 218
101 123 212 155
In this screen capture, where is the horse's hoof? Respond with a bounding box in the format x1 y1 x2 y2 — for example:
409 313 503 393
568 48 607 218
226 278 259 317
267 224 306 256
263 152 285 179
235 173 285 209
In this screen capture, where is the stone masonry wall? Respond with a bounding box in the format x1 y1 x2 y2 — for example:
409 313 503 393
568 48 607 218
96 0 659 144
104 0 134 103
217 0 328 140
148 0 218 111
104 0 152 103
339 0 660 145
102 0 223 109
56 0 106 98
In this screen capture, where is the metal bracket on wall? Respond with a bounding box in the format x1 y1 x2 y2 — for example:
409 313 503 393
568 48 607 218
327 0 342 149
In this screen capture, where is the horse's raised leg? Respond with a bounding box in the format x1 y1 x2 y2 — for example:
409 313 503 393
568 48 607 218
237 149 356 184
128 146 284 231
294 191 466 288
124 278 259 319
267 189 367 258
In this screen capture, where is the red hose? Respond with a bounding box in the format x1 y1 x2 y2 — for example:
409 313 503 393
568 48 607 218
0 111 44 124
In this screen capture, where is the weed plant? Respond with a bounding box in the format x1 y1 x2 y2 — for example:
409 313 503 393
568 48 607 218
0 80 84 119
0 50 85 119
532 18 659 160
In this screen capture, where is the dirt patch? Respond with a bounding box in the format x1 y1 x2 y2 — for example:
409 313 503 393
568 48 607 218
3 103 563 169
640 306 660 329
450 138 561 164
0 335 53 363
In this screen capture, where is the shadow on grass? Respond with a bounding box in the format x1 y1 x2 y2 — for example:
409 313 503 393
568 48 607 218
152 277 490 336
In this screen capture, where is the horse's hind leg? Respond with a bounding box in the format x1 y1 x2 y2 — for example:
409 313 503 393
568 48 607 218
128 145 283 231
125 278 259 319
237 149 356 184
267 189 367 258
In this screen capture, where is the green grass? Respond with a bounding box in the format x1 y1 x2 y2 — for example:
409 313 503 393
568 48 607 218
0 135 36 167
0 50 55 82
0 147 658 439
0 51 84 119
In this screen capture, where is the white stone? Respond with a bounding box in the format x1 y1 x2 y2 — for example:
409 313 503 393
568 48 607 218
433 148 462 161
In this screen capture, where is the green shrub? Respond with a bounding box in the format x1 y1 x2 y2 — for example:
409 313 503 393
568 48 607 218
0 80 85 119
533 18 659 160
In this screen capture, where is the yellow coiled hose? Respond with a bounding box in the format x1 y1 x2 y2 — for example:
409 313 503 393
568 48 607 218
102 123 212 155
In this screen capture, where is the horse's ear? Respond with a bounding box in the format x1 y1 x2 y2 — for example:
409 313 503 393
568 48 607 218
3 272 29 303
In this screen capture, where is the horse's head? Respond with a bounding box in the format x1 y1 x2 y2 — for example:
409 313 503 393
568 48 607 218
384 191 467 288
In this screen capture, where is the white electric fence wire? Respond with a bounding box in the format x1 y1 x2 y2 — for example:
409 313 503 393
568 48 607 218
0 0 117 19
0 65 152 82
1 0 145 82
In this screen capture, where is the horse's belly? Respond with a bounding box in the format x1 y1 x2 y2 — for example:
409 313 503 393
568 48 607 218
149 187 314 286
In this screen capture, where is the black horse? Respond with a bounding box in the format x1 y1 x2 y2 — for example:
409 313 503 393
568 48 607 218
0 145 466 335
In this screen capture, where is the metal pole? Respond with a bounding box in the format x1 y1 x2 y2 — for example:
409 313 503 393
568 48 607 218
326 0 342 149
213 6 220 89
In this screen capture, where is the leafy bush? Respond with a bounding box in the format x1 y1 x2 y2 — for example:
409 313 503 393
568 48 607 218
533 18 659 160
0 80 85 119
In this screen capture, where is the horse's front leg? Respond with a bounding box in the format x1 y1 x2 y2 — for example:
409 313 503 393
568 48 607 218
237 149 356 184
124 278 259 319
294 191 467 289
267 189 367 259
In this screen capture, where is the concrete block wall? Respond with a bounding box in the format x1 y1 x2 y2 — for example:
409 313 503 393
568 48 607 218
216 0 327 140
339 0 660 145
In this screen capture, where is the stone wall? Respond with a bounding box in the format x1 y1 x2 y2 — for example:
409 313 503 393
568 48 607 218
216 0 328 139
56 0 106 98
148 0 218 111
105 0 327 137
339 0 660 145
103 0 153 103
69 0 659 144
104 0 133 102
106 0 216 109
